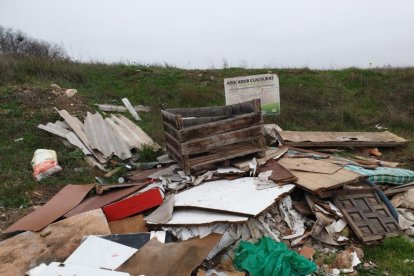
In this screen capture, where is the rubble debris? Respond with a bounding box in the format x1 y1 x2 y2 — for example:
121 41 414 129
333 189 401 242
31 149 62 181
384 182 414 196
397 209 414 236
391 188 414 209
65 184 147 217
234 237 317 276
144 194 175 224
5 184 95 233
276 130 408 147
95 103 150 113
64 88 77 97
0 209 110 275
121 97 141 121
233 147 288 171
148 209 249 225
117 234 222 276
174 177 295 216
299 246 315 260
332 246 362 274
162 99 266 174
258 159 297 184
65 236 137 270
108 214 147 234
346 165 414 185
103 187 164 221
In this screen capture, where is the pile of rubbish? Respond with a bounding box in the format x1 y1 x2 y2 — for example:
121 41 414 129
1 99 414 276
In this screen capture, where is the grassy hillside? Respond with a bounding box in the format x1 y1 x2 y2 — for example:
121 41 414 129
1 56 414 208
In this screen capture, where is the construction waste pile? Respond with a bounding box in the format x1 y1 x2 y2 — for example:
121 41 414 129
1 98 414 276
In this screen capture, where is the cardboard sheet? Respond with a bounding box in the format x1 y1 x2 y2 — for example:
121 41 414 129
117 234 222 276
148 209 249 225
174 178 295 216
65 236 137 270
108 214 147 234
278 158 342 174
65 184 147 217
5 184 95 232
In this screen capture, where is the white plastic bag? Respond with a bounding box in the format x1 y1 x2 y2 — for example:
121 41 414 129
31 149 62 181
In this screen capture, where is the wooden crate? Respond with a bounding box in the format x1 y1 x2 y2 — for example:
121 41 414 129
161 99 266 174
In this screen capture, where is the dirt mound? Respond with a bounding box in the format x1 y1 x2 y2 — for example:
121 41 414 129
12 86 92 118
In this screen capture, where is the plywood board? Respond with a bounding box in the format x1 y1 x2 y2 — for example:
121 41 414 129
287 168 363 194
5 184 95 232
65 236 137 270
278 131 408 147
278 158 342 174
108 214 147 234
147 209 249 225
174 178 295 216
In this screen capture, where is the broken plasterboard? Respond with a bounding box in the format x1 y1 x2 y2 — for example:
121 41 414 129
174 177 295 216
65 236 137 270
147 209 249 225
277 131 408 148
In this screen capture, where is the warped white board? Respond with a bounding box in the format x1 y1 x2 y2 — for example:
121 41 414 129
147 208 249 225
174 177 295 216
64 236 137 270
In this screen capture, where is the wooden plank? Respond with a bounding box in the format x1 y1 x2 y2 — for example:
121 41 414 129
181 125 263 155
161 110 182 129
163 122 180 141
166 105 230 117
179 113 262 141
279 131 408 148
182 115 230 128
165 143 183 165
189 144 263 167
164 132 181 154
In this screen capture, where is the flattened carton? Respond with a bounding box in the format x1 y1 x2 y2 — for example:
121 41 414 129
224 74 280 115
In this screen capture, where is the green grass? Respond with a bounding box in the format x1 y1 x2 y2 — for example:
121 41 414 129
360 236 414 276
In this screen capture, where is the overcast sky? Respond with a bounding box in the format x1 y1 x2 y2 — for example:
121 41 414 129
1 0 413 69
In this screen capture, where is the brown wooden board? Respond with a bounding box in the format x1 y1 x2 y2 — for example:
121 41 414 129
333 191 401 242
278 131 408 148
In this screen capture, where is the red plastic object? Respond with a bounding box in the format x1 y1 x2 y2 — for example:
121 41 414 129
103 188 163 221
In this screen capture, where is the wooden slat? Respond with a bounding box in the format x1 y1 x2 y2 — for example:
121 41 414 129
164 132 181 154
166 105 231 117
181 125 263 155
166 143 183 165
182 115 230 128
163 122 180 141
189 144 263 167
179 113 262 142
161 110 182 129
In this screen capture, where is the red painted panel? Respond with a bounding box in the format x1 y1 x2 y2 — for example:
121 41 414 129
103 188 163 221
